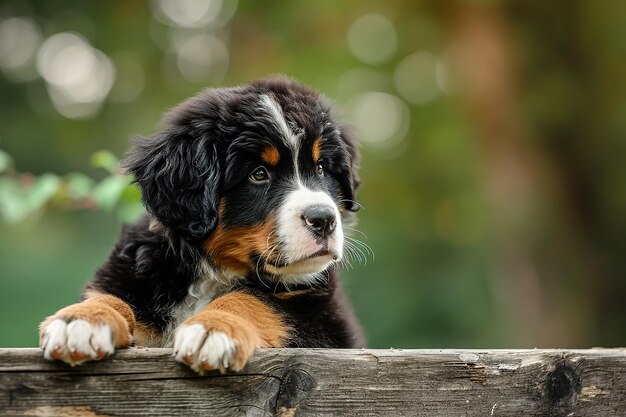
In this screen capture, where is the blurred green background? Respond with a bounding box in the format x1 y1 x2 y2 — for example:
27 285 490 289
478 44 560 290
1 0 625 349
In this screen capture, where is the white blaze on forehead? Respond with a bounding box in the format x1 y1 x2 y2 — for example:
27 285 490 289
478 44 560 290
258 94 344 282
260 94 299 148
260 93 305 183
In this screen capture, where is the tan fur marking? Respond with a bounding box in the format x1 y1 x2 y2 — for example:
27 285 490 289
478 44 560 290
262 146 280 166
40 292 135 348
204 218 276 273
182 291 289 371
134 322 163 347
312 138 321 162
271 289 312 300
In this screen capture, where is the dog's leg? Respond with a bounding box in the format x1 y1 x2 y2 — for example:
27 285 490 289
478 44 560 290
173 291 288 373
39 292 135 366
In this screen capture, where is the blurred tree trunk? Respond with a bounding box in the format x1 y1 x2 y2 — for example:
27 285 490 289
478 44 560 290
439 1 594 346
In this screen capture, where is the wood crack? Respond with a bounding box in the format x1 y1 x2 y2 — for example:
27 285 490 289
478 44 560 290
0 348 623 416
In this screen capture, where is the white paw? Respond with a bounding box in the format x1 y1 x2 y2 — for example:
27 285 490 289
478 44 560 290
173 324 237 373
40 319 115 366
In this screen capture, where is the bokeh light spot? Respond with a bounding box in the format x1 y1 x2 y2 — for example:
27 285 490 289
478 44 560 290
37 32 116 119
152 0 224 28
174 33 228 83
346 92 410 149
347 14 397 65
0 17 42 81
394 51 442 105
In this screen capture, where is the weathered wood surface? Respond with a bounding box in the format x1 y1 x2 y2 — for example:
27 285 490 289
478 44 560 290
0 348 624 416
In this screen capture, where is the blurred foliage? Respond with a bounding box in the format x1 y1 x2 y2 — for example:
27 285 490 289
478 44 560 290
0 150 142 223
1 0 625 349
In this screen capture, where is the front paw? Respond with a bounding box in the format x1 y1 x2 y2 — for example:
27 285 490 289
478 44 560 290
40 319 115 366
173 320 258 373
39 296 133 366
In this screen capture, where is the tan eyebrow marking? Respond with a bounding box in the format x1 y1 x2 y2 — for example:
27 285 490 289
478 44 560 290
261 146 280 166
312 138 321 162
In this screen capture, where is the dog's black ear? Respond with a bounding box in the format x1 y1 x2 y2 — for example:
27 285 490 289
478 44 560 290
336 125 361 212
122 132 220 240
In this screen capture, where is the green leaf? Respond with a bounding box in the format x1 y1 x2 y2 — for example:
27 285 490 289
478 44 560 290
120 182 141 203
24 174 61 211
116 183 144 222
117 201 145 223
65 173 96 199
91 150 120 174
0 177 28 222
91 175 129 211
0 149 13 173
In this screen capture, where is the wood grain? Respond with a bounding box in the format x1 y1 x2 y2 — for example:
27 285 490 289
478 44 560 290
1 348 624 416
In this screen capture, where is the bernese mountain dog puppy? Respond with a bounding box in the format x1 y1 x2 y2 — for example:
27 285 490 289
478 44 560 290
39 76 364 373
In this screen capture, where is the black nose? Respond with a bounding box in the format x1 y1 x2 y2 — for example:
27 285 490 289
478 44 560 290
302 206 337 238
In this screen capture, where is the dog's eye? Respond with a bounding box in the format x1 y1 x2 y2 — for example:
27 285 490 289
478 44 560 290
250 167 269 182
316 163 324 177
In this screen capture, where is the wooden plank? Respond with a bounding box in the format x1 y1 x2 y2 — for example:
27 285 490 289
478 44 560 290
0 348 624 416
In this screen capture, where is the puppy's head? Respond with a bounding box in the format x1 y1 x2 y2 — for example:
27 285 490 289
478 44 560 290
124 76 359 282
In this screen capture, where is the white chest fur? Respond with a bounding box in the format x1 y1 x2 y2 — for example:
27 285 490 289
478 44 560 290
161 265 234 347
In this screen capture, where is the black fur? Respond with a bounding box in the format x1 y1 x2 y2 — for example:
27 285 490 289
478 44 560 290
84 76 364 348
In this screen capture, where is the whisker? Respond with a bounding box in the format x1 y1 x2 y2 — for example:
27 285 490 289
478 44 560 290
343 235 375 266
255 230 279 289
255 246 275 289
343 240 363 264
343 226 369 240
307 271 328 289
342 242 363 268
274 250 288 270
340 199 365 210
340 259 355 270
345 235 375 261
273 278 282 293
